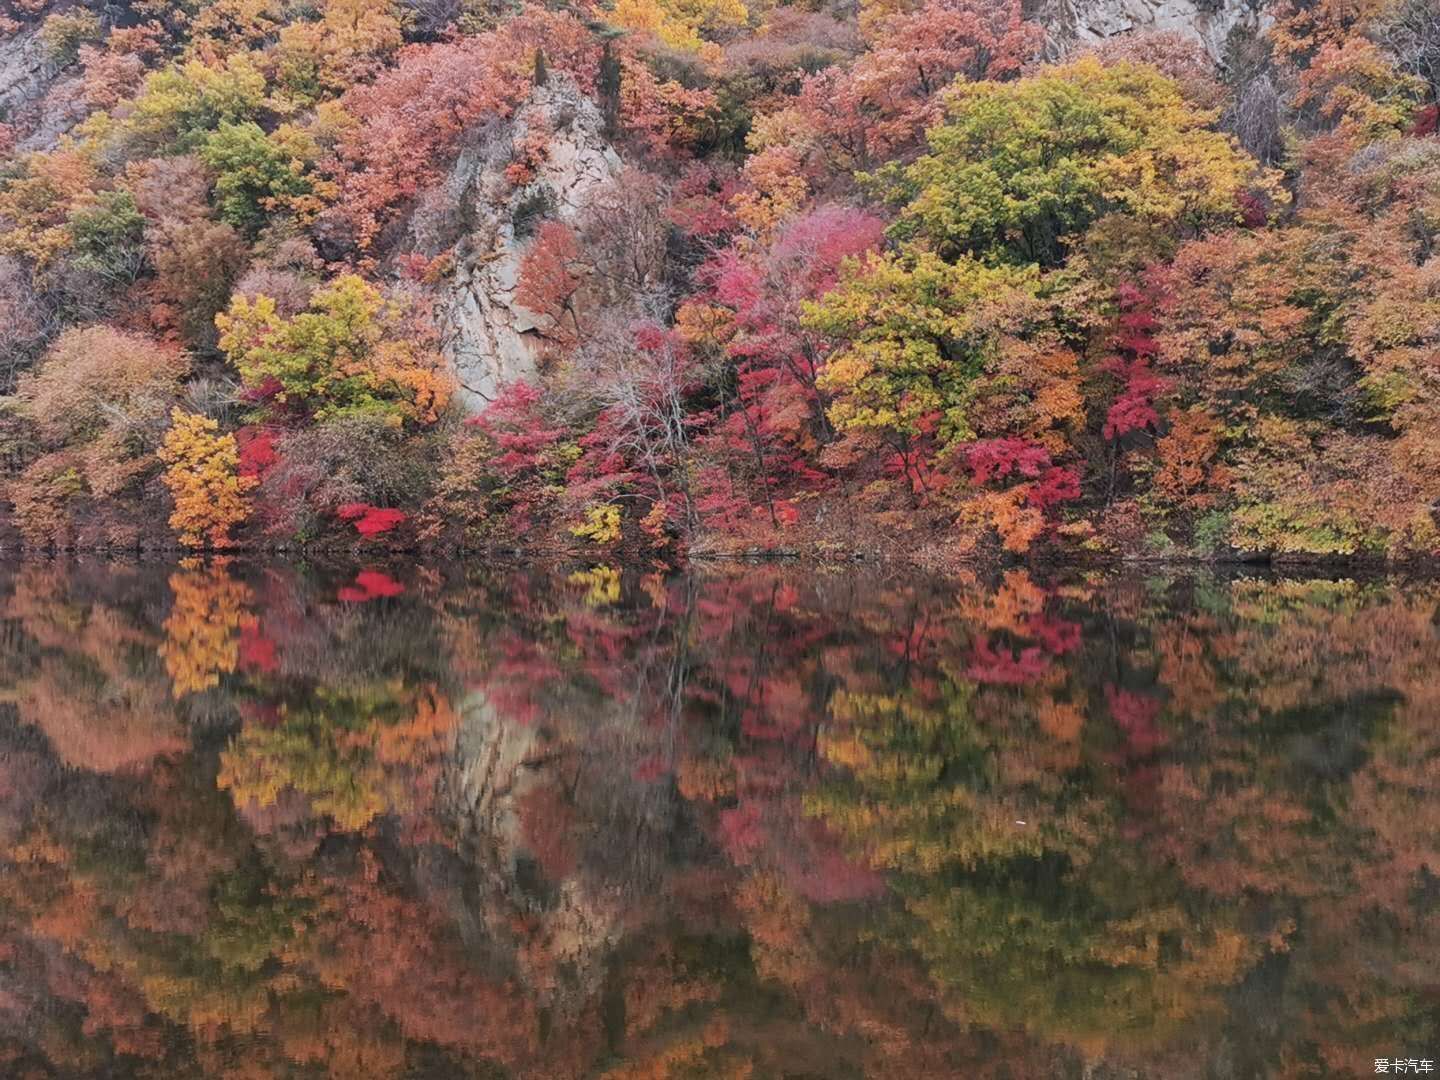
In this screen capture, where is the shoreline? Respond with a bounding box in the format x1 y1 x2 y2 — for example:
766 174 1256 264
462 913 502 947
5 542 1440 578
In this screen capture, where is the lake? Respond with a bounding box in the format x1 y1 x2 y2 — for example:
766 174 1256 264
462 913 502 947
0 558 1436 1078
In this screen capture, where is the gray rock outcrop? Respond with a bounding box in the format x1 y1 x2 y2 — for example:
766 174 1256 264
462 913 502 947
428 73 623 411
0 29 49 123
0 25 92 152
1034 0 1265 60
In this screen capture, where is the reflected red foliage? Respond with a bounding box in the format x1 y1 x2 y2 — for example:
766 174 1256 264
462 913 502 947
337 569 406 602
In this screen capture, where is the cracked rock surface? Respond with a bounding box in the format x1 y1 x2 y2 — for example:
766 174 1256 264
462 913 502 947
433 74 622 411
1035 0 1264 59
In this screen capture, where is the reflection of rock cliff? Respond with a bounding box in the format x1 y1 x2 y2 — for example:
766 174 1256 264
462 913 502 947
1034 0 1264 59
443 685 685 1025
429 74 623 410
449 694 624 1013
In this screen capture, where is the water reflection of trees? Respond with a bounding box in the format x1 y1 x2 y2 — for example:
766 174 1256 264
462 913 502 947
0 560 1435 1077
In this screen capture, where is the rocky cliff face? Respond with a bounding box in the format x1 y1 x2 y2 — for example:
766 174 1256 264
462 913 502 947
0 29 48 118
429 73 623 411
0 29 56 143
0 25 91 153
1034 0 1264 60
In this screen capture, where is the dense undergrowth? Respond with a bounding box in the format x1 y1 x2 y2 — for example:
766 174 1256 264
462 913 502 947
0 0 1438 562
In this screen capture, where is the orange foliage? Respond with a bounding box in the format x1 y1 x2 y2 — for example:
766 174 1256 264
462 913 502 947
1152 408 1228 509
158 410 257 549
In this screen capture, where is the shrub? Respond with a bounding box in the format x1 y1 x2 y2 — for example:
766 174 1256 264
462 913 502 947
15 326 187 450
39 10 101 66
65 190 146 284
570 503 622 544
255 414 437 539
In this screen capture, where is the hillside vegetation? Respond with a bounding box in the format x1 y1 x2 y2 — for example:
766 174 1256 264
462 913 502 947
1 0 1438 561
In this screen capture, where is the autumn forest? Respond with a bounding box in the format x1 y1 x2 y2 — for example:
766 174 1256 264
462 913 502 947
4 0 1440 1073
0 0 1438 561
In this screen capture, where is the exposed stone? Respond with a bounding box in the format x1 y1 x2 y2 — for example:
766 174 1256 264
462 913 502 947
1033 0 1265 61
432 73 623 411
0 26 90 152
0 29 48 120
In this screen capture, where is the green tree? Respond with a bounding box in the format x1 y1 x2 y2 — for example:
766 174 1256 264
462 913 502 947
65 189 146 283
889 56 1282 266
200 121 317 234
216 274 453 426
38 9 102 65
805 250 1043 442
122 54 269 153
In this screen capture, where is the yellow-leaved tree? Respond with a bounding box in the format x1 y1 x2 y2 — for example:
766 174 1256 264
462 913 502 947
891 56 1286 266
158 409 257 548
216 274 453 427
612 0 748 53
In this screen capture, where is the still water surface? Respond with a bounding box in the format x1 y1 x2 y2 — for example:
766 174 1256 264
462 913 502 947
0 559 1437 1078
